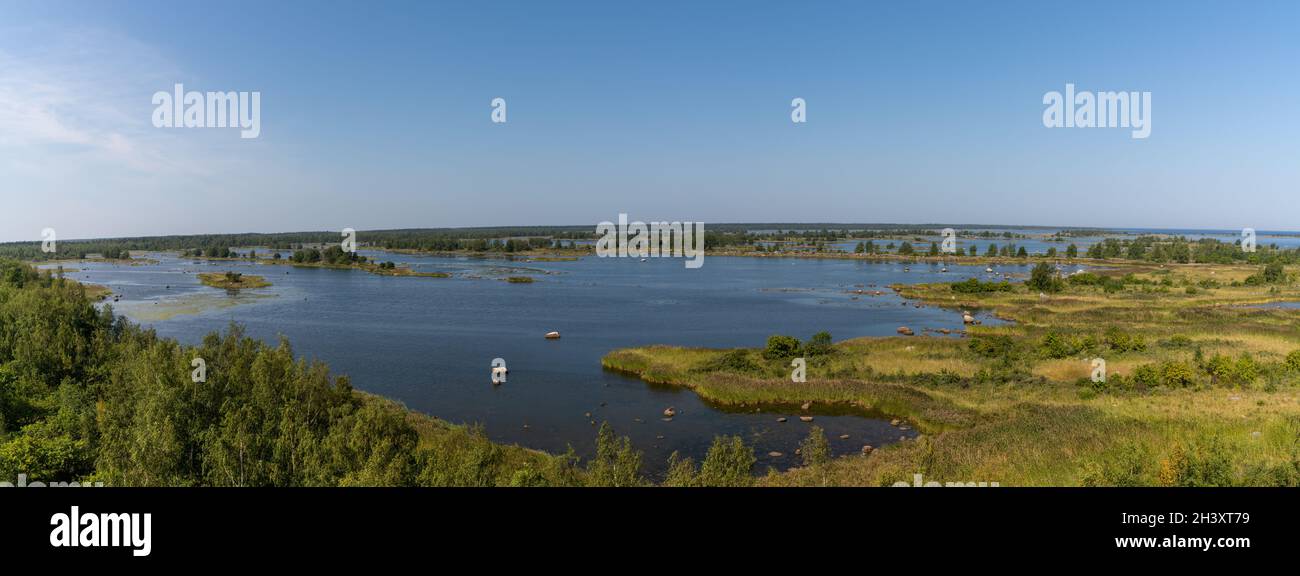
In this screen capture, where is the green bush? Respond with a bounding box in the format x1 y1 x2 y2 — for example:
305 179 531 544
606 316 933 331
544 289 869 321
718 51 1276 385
1104 328 1146 353
701 349 763 374
804 331 833 356
586 423 643 487
1026 262 1063 293
1285 350 1300 372
950 278 1013 293
1080 443 1151 487
1160 361 1198 388
1039 332 1079 359
762 335 803 360
800 426 831 467
1157 436 1235 487
698 436 756 487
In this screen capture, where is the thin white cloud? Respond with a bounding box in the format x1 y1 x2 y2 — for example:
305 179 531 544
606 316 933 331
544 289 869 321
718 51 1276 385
0 25 217 175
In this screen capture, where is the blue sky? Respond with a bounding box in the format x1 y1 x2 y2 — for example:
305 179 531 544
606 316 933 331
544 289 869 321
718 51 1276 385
1 0 1298 241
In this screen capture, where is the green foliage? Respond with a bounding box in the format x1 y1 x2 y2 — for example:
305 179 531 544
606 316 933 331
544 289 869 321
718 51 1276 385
585 423 643 487
1104 327 1146 353
804 331 833 357
1285 350 1300 372
663 452 698 487
1080 443 1150 487
1026 262 1063 293
800 426 831 467
1157 435 1235 487
762 335 803 360
0 258 590 487
1245 263 1286 286
697 435 756 487
700 349 763 374
1039 332 1081 359
950 278 1012 294
970 335 1016 359
1159 361 1198 388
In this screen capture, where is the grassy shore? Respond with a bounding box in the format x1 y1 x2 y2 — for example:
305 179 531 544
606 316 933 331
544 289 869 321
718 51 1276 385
198 272 272 290
603 261 1300 486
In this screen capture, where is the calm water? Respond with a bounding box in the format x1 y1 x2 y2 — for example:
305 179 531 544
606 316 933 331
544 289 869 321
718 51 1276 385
49 252 1021 476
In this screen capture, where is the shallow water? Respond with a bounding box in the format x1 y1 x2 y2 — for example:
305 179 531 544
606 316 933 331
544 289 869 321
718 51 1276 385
49 252 1022 476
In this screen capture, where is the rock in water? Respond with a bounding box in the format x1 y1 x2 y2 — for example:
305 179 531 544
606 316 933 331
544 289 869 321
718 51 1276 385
897 326 914 336
545 331 561 339
662 407 676 418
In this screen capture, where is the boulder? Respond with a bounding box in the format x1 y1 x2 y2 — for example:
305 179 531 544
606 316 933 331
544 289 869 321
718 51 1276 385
897 326 914 336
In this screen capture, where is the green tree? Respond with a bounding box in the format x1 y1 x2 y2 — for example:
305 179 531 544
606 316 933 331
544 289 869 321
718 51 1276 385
1027 262 1062 293
586 423 643 487
697 436 755 487
800 426 831 467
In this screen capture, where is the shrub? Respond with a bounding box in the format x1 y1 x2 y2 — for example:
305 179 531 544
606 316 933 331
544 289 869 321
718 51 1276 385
1157 436 1235 487
1026 262 1063 293
663 452 698 487
1131 364 1160 390
800 426 831 467
586 423 643 487
1104 328 1146 353
950 278 1012 293
697 436 755 487
1080 443 1151 487
1160 361 1198 387
1285 350 1300 372
762 335 803 360
970 335 1017 359
702 349 762 374
804 331 833 356
1039 332 1079 359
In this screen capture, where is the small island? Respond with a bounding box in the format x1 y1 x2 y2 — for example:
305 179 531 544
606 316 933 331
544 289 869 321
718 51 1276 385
198 271 272 291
